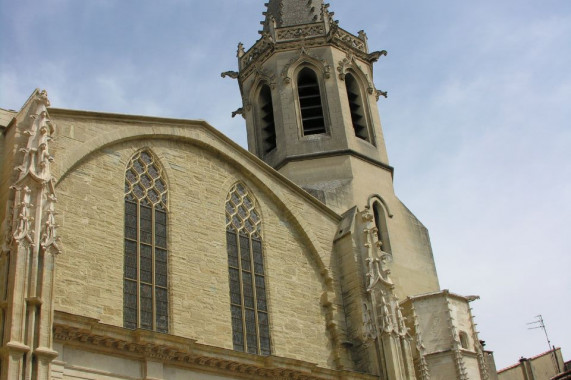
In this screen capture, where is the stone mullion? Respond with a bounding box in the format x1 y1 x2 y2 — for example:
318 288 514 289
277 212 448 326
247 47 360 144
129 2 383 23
236 231 248 352
248 235 261 355
136 201 141 329
151 206 156 332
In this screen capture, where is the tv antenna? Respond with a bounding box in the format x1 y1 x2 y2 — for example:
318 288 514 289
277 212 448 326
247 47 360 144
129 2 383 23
527 315 561 373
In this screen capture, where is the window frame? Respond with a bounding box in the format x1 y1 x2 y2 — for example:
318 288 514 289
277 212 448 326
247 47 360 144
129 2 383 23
123 150 169 333
294 65 330 138
225 182 271 355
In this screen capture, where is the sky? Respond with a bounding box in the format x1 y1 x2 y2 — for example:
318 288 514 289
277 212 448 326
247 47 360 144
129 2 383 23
1 0 570 371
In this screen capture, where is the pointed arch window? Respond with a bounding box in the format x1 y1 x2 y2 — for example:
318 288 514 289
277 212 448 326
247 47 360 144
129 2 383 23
124 150 169 333
345 73 370 142
372 201 392 255
225 183 271 355
297 67 326 136
258 84 277 155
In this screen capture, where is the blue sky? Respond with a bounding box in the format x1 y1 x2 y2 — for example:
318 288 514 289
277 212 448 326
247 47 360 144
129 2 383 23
1 0 570 370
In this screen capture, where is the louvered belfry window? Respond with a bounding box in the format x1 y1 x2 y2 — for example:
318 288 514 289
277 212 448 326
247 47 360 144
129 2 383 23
124 150 169 333
259 85 277 155
345 73 370 141
297 67 326 136
225 183 271 355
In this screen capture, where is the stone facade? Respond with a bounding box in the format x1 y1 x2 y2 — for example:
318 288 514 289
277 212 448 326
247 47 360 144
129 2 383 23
0 1 497 379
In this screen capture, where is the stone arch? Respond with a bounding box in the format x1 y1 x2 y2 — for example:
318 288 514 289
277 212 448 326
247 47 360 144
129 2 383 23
55 124 335 286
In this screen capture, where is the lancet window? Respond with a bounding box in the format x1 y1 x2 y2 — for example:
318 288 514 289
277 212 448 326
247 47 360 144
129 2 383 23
225 183 271 355
297 67 326 136
373 200 392 255
124 150 169 333
345 73 370 142
258 84 277 155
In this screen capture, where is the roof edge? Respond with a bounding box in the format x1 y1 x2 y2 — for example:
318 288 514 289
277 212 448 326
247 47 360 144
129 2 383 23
48 107 342 222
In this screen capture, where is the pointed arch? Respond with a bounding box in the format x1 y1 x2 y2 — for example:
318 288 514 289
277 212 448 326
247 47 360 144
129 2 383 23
225 182 271 355
367 194 392 255
123 149 169 333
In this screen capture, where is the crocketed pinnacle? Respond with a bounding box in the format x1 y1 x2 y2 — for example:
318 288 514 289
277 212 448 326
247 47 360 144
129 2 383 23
263 0 325 31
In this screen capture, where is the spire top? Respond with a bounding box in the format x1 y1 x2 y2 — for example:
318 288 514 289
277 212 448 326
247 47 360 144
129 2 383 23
263 0 325 31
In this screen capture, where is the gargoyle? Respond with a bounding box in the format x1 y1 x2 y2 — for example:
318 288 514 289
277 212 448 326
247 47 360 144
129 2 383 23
367 50 387 63
376 90 388 99
231 108 244 118
221 71 239 79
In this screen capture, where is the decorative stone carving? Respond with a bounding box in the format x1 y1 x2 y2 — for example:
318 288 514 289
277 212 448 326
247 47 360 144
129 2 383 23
12 186 33 242
41 192 60 250
53 319 354 380
362 302 377 343
0 202 13 253
275 24 326 41
333 27 367 53
359 208 416 379
0 89 60 380
411 309 431 380
221 71 239 79
237 42 245 58
17 92 55 182
367 50 387 63
281 47 331 84
238 33 274 72
231 107 244 118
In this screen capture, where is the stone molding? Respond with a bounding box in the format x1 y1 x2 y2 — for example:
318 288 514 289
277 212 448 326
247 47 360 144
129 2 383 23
238 23 371 79
53 312 377 380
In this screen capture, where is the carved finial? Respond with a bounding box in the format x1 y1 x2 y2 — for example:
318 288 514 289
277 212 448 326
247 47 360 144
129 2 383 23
358 30 367 41
237 42 245 58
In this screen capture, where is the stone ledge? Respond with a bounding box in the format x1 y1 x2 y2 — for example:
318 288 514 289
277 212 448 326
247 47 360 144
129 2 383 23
54 311 377 380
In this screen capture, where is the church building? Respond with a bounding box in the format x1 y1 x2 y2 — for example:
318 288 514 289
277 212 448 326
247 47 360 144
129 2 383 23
0 1 498 379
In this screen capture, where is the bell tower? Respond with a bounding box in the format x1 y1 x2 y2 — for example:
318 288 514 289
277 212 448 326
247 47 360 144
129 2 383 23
228 0 392 214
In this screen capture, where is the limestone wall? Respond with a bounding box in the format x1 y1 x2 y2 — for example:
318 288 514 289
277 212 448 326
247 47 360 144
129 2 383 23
49 110 343 369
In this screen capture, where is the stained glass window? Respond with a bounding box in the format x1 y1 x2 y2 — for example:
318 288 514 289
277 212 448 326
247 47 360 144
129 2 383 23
124 150 168 333
225 183 270 355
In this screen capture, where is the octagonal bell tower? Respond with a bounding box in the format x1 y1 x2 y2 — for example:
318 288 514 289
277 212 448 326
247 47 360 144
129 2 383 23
229 0 392 214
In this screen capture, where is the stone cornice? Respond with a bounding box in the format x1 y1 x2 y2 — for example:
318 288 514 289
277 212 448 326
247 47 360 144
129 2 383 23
239 25 372 81
53 312 377 380
401 289 479 305
274 150 394 178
